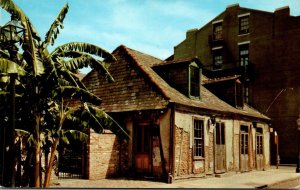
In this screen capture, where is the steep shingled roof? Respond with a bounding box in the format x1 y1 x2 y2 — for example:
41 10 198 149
84 45 269 121
114 45 269 120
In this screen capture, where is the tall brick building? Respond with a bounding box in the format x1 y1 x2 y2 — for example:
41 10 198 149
173 4 300 164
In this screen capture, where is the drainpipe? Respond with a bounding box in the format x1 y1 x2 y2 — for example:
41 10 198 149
168 103 175 183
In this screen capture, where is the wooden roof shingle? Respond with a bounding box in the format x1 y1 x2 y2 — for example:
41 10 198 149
84 45 269 121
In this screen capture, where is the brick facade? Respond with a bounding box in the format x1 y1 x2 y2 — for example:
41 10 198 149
88 130 121 180
173 4 300 164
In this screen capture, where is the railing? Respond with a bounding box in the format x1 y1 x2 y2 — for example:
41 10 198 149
202 62 255 83
58 144 84 179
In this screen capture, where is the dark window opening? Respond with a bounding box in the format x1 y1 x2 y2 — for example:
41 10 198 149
236 82 244 107
240 125 248 132
239 16 249 34
194 119 204 158
190 66 200 97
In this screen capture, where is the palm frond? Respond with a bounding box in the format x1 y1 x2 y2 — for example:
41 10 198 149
52 86 102 105
22 19 44 76
15 129 30 137
0 58 26 75
43 3 69 47
52 51 83 59
52 42 116 62
87 105 129 140
63 129 88 142
0 50 10 58
62 54 114 82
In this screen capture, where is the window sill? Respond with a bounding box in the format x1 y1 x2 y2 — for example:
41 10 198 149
193 157 205 161
238 33 250 37
189 96 201 101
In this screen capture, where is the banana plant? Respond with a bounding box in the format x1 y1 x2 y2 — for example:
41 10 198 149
0 0 129 187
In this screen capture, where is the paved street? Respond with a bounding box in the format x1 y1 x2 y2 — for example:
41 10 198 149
50 165 300 188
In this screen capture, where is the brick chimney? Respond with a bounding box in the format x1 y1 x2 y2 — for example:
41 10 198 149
275 6 290 17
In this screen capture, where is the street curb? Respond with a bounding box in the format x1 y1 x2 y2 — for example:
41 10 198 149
266 176 300 188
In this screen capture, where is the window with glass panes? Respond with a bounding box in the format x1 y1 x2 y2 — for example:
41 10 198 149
213 22 223 40
239 44 249 67
239 16 249 34
256 128 263 155
213 50 222 70
194 119 204 158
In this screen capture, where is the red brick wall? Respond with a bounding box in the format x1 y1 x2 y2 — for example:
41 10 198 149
88 130 121 180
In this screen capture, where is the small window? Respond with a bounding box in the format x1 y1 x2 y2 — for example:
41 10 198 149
239 16 249 34
213 22 223 40
239 44 249 67
194 119 204 158
189 65 200 97
213 50 223 70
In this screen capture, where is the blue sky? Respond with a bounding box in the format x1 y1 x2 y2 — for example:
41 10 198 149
1 0 300 73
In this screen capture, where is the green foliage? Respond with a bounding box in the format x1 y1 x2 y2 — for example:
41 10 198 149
0 0 129 187
0 58 26 75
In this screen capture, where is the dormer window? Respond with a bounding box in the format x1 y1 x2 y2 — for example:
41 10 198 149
189 62 200 98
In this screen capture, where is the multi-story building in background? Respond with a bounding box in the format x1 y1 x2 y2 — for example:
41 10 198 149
173 4 300 164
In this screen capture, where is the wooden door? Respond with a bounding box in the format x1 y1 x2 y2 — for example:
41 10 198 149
240 125 249 172
256 130 264 170
134 123 151 174
215 122 226 173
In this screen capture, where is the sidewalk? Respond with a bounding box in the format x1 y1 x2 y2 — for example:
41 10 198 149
50 166 300 188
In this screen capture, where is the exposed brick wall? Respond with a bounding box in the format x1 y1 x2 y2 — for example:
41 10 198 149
174 127 193 177
88 130 120 180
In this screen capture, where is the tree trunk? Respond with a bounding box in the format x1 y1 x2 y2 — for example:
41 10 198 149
34 114 41 188
43 138 59 188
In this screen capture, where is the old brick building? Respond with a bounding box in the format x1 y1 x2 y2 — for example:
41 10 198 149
81 45 270 180
173 4 300 164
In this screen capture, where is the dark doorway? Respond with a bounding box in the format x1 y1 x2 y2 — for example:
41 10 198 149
133 122 151 174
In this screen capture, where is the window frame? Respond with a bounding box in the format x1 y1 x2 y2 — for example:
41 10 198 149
239 44 249 67
256 127 263 155
239 15 249 35
213 22 223 40
212 49 223 70
193 118 205 159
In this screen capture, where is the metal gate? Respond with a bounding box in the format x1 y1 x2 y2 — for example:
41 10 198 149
58 142 85 179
